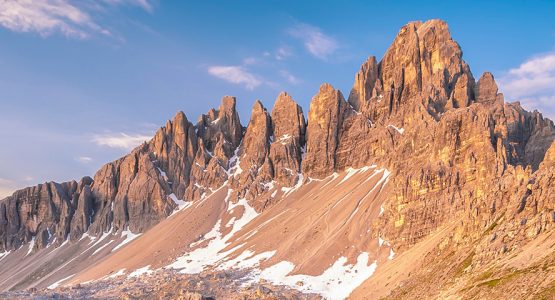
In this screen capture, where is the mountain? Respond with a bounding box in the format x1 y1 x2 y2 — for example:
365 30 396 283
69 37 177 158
1 19 555 299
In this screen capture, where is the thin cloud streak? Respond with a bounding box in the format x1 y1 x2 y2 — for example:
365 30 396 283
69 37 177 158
279 70 301 85
208 65 262 90
289 23 338 60
76 156 93 163
275 46 293 60
103 0 154 12
92 132 151 150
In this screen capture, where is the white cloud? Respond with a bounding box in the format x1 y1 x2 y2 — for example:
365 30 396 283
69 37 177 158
93 132 151 150
0 0 108 38
289 23 338 60
0 0 153 39
76 156 93 163
279 70 301 85
498 52 555 118
208 65 262 90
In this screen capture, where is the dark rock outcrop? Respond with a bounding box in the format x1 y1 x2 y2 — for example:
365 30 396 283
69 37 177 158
0 178 92 252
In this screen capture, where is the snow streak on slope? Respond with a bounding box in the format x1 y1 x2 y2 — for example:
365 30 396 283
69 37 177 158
163 166 391 300
166 190 260 273
47 275 74 290
112 229 141 252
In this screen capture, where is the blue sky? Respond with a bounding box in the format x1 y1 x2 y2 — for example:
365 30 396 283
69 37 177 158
1 0 555 197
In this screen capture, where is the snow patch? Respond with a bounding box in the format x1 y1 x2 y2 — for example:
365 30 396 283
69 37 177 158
0 251 10 262
227 146 243 177
157 167 169 181
128 265 153 278
218 250 275 270
92 239 114 255
250 253 378 300
278 134 292 144
112 229 141 252
26 237 35 256
281 173 304 196
261 180 275 191
108 269 126 279
338 165 374 185
169 193 192 214
90 230 113 249
387 124 405 134
48 274 74 290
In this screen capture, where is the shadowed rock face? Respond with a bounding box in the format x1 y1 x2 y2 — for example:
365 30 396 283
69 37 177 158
270 92 306 186
0 177 92 252
150 111 198 200
1 19 554 268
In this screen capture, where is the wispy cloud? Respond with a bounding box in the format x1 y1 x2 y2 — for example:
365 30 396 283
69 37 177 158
0 0 154 39
275 46 293 60
498 52 555 118
0 0 110 38
242 57 258 65
279 70 301 85
289 23 338 60
76 156 93 163
208 65 262 90
103 0 154 12
93 132 151 150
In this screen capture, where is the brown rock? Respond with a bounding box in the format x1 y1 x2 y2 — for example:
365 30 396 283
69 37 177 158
474 72 499 103
302 83 346 178
231 100 273 200
348 56 379 113
0 178 92 252
150 111 197 199
269 92 306 186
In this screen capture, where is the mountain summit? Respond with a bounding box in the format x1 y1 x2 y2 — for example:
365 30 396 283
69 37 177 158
1 19 554 299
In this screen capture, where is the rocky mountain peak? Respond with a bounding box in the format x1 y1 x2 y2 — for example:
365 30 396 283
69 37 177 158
349 19 475 123
231 100 273 200
270 92 306 186
348 56 379 112
303 83 346 178
239 100 272 169
196 96 243 155
475 71 501 104
271 91 306 140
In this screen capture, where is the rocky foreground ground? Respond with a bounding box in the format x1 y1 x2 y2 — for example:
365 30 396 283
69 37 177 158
0 270 320 300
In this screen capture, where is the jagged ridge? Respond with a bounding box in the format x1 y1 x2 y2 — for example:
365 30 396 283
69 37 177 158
1 20 554 281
